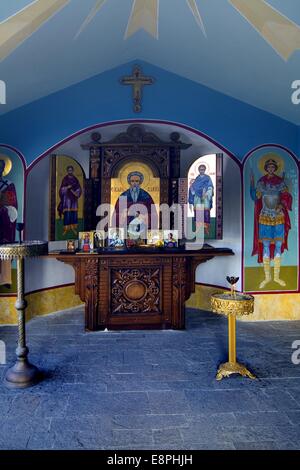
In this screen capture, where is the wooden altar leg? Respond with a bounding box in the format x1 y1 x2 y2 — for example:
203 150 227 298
172 257 187 329
84 259 99 331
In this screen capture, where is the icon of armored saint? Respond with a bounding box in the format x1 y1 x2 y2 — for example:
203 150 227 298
250 155 292 289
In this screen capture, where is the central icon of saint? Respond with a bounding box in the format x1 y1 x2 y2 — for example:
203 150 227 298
114 171 157 230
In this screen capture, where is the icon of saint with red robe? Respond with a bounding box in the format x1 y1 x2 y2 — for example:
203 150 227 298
0 158 18 286
57 165 82 236
250 156 292 289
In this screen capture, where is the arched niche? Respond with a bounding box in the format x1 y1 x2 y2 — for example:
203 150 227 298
186 154 223 240
0 146 25 296
243 145 299 293
184 152 242 290
26 154 86 242
49 155 86 241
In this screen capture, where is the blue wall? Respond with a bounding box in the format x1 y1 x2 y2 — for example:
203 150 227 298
0 60 299 164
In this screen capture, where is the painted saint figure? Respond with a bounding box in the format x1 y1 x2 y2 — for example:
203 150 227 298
0 158 18 286
93 231 104 249
189 164 214 236
109 230 124 248
251 157 292 289
164 232 177 248
57 165 82 236
90 147 101 180
81 233 92 252
114 171 157 230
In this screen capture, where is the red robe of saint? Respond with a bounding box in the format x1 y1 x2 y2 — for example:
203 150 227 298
252 174 292 263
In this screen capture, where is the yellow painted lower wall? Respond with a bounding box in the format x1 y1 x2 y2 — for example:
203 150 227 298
1 284 299 325
186 285 300 321
0 285 83 325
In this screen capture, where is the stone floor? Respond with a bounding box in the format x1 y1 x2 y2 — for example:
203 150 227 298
0 308 300 450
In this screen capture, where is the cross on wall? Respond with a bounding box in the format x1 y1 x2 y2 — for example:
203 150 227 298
120 65 155 113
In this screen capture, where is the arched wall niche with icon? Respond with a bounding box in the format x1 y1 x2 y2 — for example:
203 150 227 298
49 155 86 241
186 154 223 240
0 147 25 295
243 146 299 293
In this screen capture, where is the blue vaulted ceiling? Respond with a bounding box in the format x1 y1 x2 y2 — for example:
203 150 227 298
0 0 299 124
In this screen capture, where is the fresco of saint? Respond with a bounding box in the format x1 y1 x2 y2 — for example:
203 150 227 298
114 171 157 230
0 157 18 286
57 165 82 236
188 164 214 236
250 156 292 289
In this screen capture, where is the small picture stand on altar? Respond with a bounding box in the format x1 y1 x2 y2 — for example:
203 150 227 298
93 230 105 250
66 240 76 252
147 230 164 247
164 230 179 248
108 228 125 249
79 231 94 252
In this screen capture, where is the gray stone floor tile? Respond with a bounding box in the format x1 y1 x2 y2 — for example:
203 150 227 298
286 410 300 424
153 429 184 445
233 440 298 450
233 411 292 426
112 414 188 430
148 391 192 414
112 429 154 446
66 391 151 416
184 389 260 413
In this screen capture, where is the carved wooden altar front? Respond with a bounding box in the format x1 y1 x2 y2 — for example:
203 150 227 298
50 247 233 331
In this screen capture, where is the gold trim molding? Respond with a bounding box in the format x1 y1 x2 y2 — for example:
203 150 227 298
0 285 83 325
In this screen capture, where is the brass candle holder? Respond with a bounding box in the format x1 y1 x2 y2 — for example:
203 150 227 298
0 241 48 389
211 277 256 381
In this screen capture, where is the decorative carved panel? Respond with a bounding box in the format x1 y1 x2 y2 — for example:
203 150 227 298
111 267 161 315
103 147 169 179
84 258 99 330
178 178 188 237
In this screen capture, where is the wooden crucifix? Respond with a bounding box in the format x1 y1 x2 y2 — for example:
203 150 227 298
120 65 155 113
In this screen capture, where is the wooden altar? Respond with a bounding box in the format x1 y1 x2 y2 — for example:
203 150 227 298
50 246 233 331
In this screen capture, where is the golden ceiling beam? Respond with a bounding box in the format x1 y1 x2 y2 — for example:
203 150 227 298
186 0 207 37
0 0 70 62
125 0 159 39
75 0 107 39
229 0 300 60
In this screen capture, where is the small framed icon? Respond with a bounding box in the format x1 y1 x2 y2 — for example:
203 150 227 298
78 231 94 252
163 230 179 248
66 239 76 252
93 230 106 249
147 230 164 247
108 228 125 248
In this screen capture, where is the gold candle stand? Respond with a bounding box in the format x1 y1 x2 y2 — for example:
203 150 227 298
0 241 48 389
211 292 256 380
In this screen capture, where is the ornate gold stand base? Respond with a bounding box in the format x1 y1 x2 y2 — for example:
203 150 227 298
216 362 256 381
